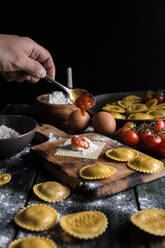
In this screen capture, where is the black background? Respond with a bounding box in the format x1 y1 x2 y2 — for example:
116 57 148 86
0 1 165 104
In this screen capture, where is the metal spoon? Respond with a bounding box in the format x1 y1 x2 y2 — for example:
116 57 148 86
45 75 95 105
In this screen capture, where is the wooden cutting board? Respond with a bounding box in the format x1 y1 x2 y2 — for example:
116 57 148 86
32 124 165 199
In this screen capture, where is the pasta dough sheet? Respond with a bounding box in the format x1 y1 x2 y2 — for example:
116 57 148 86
55 139 105 159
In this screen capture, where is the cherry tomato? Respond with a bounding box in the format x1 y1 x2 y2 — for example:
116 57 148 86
143 135 162 152
159 132 165 141
122 122 135 129
137 123 152 142
144 90 153 103
117 127 127 141
122 130 139 146
158 140 165 157
150 118 165 132
71 136 90 149
155 90 164 104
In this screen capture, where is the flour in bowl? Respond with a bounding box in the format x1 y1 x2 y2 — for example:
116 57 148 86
48 91 71 104
0 125 20 139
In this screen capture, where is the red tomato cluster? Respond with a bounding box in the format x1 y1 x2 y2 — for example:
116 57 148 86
144 90 165 103
117 119 165 157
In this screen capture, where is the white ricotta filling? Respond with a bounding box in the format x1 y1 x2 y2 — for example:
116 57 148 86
72 137 98 155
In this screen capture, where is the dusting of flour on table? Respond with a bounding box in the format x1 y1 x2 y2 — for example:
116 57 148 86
48 91 71 104
0 125 20 139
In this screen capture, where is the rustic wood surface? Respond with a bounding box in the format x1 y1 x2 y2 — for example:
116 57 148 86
0 104 165 248
32 124 165 199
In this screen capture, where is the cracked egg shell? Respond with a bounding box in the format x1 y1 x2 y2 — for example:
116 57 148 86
127 155 163 173
106 147 138 162
60 211 108 239
79 163 116 180
130 209 165 236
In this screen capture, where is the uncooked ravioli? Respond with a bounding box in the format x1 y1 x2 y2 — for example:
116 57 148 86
8 236 57 248
0 173 11 186
127 155 163 173
33 181 70 203
128 113 153 120
130 209 165 236
106 147 138 162
79 163 116 180
14 204 58 231
60 211 108 239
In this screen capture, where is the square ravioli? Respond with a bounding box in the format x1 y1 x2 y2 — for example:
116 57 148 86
55 138 105 159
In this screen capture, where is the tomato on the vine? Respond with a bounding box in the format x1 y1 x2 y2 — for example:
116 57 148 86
143 135 162 152
144 90 153 103
158 140 165 157
137 124 152 142
122 130 139 146
150 118 165 132
122 122 135 129
159 132 165 141
155 90 164 104
118 127 127 141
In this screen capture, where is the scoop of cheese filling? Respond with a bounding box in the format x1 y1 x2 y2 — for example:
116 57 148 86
71 135 98 154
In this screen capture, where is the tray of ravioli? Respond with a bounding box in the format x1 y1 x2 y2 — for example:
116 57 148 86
31 124 165 199
89 90 165 122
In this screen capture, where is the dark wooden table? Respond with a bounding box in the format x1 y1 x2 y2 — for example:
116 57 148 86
1 104 165 248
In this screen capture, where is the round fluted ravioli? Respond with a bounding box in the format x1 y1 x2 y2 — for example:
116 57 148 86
8 236 57 248
102 104 125 113
128 113 153 120
14 204 58 231
106 147 138 162
0 173 11 186
126 104 148 115
79 163 116 180
122 95 142 103
108 111 126 119
130 209 165 236
127 155 163 173
60 211 108 239
33 181 70 203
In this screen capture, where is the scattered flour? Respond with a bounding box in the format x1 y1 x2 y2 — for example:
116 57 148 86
48 132 63 142
48 91 71 104
48 132 57 142
0 125 20 139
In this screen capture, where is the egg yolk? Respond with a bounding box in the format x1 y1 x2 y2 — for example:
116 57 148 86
71 136 90 149
75 95 94 115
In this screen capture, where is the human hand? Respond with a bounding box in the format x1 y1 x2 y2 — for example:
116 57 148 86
0 34 55 83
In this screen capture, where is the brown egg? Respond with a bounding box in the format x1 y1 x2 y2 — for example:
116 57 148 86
92 111 116 135
68 110 90 132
